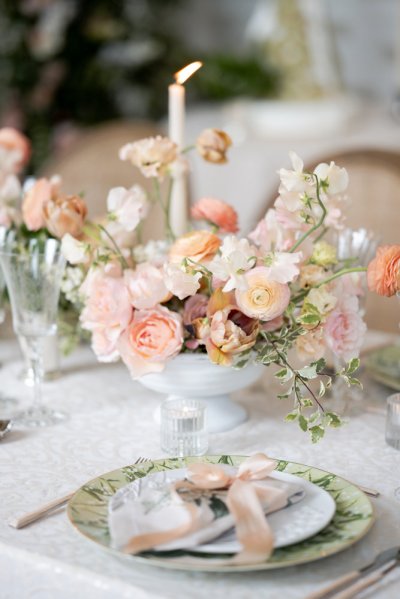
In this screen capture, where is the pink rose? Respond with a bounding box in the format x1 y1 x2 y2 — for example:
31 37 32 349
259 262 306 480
80 267 132 362
124 264 170 309
0 127 31 173
117 306 183 378
324 296 367 361
191 197 238 233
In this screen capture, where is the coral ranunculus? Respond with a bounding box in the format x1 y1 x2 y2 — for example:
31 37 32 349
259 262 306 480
117 306 183 378
367 245 400 297
169 230 221 264
43 194 87 238
191 197 238 233
235 267 290 321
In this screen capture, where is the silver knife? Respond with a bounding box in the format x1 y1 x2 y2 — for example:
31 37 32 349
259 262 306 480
305 547 400 599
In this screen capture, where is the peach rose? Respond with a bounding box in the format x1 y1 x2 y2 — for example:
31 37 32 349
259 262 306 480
22 177 60 231
191 197 238 233
124 263 170 309
43 194 87 238
117 306 183 378
169 230 221 264
367 245 400 297
80 267 133 362
0 127 31 173
235 267 290 321
119 136 177 179
196 128 232 164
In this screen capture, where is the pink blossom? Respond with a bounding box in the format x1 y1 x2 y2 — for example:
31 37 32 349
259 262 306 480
183 294 209 326
124 264 169 309
117 306 183 378
324 296 366 361
107 185 149 232
249 209 294 252
80 266 132 362
163 263 202 300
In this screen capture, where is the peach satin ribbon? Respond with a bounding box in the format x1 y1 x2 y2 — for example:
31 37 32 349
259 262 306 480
123 453 287 565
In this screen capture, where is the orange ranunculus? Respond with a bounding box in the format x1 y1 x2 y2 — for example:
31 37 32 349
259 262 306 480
169 230 221 264
191 197 238 233
43 194 87 239
367 245 400 297
0 127 31 172
196 128 232 164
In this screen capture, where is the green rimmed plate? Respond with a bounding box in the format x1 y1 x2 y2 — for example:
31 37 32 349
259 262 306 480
67 455 374 572
365 345 400 391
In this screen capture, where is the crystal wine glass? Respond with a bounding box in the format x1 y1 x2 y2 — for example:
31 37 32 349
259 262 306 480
0 238 66 426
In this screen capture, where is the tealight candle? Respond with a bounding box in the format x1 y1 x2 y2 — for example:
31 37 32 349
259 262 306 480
168 61 202 237
161 398 208 456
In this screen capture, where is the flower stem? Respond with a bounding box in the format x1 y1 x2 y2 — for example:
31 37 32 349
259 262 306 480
97 224 129 269
152 178 175 241
289 174 327 254
315 267 367 288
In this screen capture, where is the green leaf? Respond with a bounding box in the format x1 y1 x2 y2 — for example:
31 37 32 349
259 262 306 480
325 412 342 428
313 358 327 373
298 364 318 380
301 398 313 408
285 410 299 422
318 380 326 398
275 368 293 383
310 425 325 443
297 313 321 325
346 357 360 374
298 415 308 432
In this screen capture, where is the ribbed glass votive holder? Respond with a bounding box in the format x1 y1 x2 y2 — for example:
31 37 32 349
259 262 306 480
386 393 400 450
161 399 208 457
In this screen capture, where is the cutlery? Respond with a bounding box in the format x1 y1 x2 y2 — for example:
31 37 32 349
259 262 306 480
0 419 12 440
8 456 149 529
306 546 400 599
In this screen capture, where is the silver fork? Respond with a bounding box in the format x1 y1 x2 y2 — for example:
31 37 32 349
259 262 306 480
8 457 149 529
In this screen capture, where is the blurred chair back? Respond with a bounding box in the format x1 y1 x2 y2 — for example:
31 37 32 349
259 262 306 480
260 148 400 332
41 120 165 241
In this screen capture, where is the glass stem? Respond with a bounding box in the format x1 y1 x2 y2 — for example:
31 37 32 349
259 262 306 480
24 337 44 410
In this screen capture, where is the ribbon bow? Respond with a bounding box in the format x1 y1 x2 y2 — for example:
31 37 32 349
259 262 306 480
123 453 286 565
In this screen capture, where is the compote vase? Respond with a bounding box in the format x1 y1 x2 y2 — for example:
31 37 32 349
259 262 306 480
139 353 263 433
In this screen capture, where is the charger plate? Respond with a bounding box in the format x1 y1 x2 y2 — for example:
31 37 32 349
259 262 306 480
67 455 374 572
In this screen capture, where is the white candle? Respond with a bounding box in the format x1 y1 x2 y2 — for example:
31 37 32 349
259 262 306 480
168 61 202 238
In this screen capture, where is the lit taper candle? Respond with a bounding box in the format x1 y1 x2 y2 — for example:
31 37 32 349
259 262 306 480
168 61 202 237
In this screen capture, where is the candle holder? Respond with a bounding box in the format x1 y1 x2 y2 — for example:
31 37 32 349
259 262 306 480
161 398 208 457
386 393 400 450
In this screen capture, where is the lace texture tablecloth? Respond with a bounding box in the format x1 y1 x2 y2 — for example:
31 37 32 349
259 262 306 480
1 337 400 599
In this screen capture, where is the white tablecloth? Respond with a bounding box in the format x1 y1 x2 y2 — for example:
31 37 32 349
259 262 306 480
1 336 400 599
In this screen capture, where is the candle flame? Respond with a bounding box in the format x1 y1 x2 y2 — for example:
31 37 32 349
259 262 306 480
174 61 203 84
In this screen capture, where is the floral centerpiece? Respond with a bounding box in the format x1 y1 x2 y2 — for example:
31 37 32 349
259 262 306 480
56 129 369 442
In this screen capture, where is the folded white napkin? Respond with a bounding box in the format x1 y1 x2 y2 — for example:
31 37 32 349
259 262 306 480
108 465 305 553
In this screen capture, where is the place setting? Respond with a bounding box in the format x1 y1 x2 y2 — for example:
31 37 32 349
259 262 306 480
1 4 400 598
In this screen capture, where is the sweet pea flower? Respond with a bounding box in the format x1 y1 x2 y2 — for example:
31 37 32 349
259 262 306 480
0 127 31 174
235 266 290 321
124 263 170 309
43 193 87 239
117 306 183 378
261 251 302 284
191 197 238 233
249 209 294 253
107 185 149 232
324 296 367 361
61 233 88 265
169 230 221 264
313 161 349 195
80 266 133 362
278 151 311 194
163 262 202 300
367 245 400 297
119 136 177 179
196 128 232 164
209 236 256 292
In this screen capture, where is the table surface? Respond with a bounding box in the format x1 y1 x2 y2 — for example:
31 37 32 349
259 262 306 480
1 334 400 599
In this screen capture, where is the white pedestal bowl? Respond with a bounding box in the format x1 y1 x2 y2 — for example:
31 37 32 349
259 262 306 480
139 353 263 433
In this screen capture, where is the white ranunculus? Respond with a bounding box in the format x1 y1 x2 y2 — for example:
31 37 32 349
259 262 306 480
61 233 87 265
107 185 149 232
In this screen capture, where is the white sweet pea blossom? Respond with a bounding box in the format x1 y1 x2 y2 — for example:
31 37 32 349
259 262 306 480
209 236 256 292
164 263 201 300
262 251 302 284
313 161 348 195
278 151 310 193
107 185 149 232
61 233 88 265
